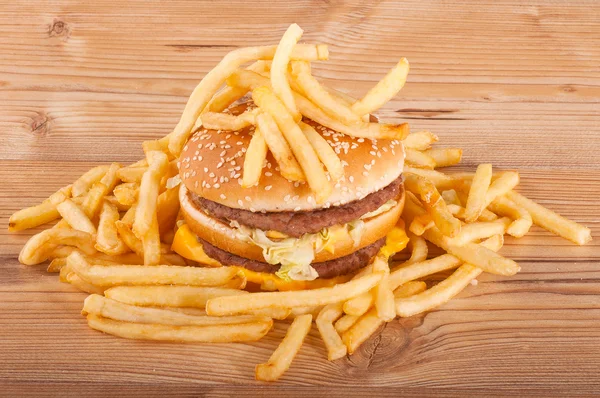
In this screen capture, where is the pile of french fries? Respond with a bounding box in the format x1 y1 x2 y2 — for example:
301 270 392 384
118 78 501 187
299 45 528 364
9 24 592 381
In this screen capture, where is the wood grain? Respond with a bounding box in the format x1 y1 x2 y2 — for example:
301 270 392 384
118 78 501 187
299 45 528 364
1 0 599 396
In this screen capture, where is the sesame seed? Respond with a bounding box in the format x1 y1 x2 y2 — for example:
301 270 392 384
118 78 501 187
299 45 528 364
209 172 215 178
206 184 211 188
294 182 300 188
214 183 220 188
284 195 291 202
220 150 226 157
349 176 355 183
194 181 199 188
245 196 252 202
369 151 376 156
237 141 243 146
265 172 273 177
237 178 243 185
362 171 369 176
382 147 388 152
220 194 227 200
292 195 299 201
198 156 203 161
238 200 244 207
265 185 272 191
250 207 256 212
364 164 371 170
294 206 301 211
204 167 209 173
357 138 364 143
371 159 375 165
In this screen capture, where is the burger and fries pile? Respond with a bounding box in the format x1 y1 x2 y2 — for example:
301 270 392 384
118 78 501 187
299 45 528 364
9 24 592 381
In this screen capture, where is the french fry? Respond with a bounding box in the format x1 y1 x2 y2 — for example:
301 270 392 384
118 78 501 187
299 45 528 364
371 255 395 321
242 127 268 187
205 61 270 113
67 251 241 287
393 281 427 298
95 202 128 255
168 43 329 155
115 221 144 257
252 86 331 202
298 121 344 181
121 204 137 225
422 226 519 276
99 162 121 193
404 173 462 238
47 257 68 273
403 131 439 151
488 195 533 238
442 189 462 206
117 167 146 183
113 183 139 206
87 314 272 343
446 217 511 247
104 285 247 308
425 148 463 168
8 185 71 231
206 272 382 316
142 215 161 266
255 314 312 381
156 187 180 236
506 190 592 245
334 314 359 334
227 69 408 140
396 264 482 317
83 295 268 326
464 164 493 223
199 110 256 131
64 271 106 295
351 58 409 116
316 302 347 360
403 167 455 190
255 112 304 182
341 308 382 355
250 307 292 320
294 92 409 140
19 229 96 265
483 171 520 208
290 61 360 124
342 291 373 317
103 196 131 212
405 232 428 264
81 182 109 219
271 23 303 120
405 148 436 169
388 236 502 292
133 150 168 238
72 165 110 197
56 199 96 234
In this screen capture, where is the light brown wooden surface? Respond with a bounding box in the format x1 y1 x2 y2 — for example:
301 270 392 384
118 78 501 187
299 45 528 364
1 1 599 396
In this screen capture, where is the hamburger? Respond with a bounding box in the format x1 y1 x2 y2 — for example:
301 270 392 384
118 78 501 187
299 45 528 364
172 102 407 291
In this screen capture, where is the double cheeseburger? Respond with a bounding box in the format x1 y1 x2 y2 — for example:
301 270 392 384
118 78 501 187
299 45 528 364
173 103 406 291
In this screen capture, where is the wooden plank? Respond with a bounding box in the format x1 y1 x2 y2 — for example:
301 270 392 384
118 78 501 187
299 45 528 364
0 0 599 395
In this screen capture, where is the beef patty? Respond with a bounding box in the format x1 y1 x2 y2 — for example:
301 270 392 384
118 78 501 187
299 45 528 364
189 175 404 238
198 236 386 279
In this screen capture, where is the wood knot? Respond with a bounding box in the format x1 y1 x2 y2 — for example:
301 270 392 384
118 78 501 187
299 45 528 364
561 85 576 93
30 111 51 136
344 321 411 372
48 18 70 39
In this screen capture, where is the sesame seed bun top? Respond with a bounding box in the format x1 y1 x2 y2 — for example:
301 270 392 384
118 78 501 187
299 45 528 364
179 102 405 213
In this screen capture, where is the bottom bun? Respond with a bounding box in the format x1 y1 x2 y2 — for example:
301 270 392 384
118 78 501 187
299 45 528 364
180 184 405 264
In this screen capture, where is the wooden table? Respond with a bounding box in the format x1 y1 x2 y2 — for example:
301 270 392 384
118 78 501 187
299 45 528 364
1 1 599 396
